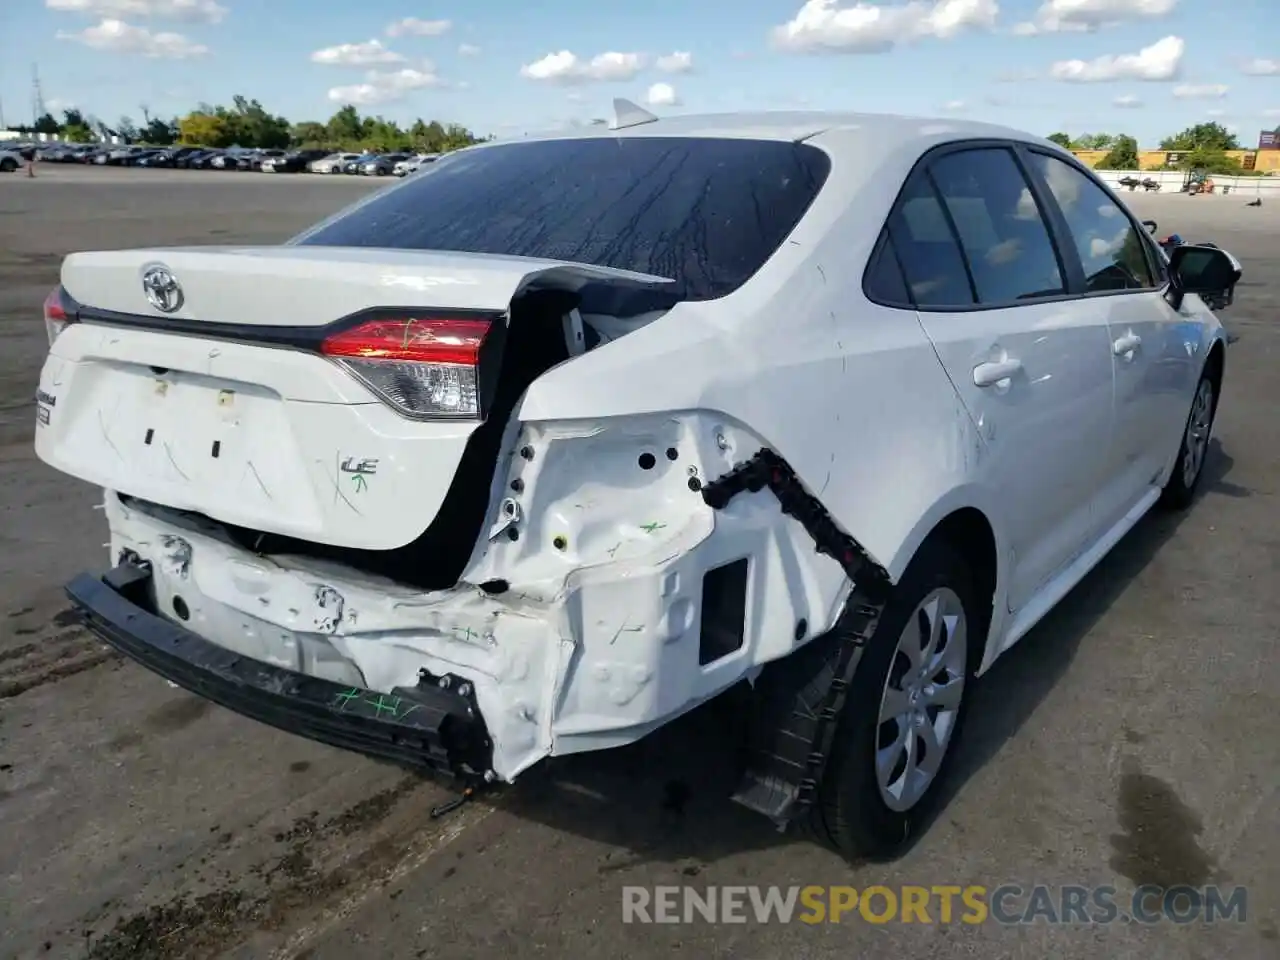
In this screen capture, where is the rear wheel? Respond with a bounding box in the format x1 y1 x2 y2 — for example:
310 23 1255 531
809 541 979 861
0 157 17 173
1159 372 1217 510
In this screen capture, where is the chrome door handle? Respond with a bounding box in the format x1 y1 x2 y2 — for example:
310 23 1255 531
1113 333 1142 356
972 358 1023 388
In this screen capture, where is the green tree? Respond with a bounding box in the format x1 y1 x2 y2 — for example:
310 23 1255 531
178 110 229 146
33 112 61 135
326 105 363 144
142 116 178 145
117 116 139 142
1074 133 1116 150
61 108 87 129
1159 122 1239 152
1046 132 1072 148
1100 134 1140 170
291 121 328 145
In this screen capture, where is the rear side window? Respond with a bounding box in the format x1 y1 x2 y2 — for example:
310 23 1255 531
1026 152 1157 293
864 229 912 305
887 174 975 308
296 137 831 302
928 148 1066 304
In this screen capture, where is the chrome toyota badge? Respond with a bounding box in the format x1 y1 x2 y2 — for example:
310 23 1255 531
141 264 184 314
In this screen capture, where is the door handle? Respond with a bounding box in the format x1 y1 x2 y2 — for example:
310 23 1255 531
972 358 1023 388
1113 333 1142 356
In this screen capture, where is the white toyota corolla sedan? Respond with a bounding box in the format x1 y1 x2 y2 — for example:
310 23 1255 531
34 103 1240 861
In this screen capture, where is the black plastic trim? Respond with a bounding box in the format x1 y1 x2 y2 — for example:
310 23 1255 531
700 448 890 824
65 562 494 778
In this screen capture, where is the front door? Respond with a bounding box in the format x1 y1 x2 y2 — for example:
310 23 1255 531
1023 150 1199 531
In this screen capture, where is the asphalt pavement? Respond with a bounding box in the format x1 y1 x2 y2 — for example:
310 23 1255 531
1 167 1277 959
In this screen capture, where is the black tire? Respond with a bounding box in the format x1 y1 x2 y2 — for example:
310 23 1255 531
0 158 17 173
1159 370 1218 510
807 540 981 862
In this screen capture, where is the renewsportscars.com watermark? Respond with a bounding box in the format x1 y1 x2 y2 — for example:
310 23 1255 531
622 884 1249 925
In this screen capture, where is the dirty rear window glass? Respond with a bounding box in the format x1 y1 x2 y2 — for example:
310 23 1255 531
294 136 831 302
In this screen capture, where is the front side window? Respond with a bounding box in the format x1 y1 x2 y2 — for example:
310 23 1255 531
1027 152 1157 293
296 136 831 303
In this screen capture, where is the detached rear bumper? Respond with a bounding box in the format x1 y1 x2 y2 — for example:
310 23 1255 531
65 561 494 779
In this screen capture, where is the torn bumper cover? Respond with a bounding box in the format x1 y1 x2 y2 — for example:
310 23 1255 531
65 561 494 779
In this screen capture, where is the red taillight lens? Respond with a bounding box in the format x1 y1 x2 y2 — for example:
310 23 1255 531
320 316 492 419
43 286 74 345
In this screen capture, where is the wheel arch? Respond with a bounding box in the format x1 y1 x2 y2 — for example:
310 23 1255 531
882 492 1007 669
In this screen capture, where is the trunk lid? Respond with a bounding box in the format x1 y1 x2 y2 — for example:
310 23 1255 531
37 246 671 552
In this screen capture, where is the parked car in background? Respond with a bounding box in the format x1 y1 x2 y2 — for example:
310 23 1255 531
183 149 223 169
0 148 23 173
310 152 361 174
263 149 329 173
393 153 439 176
343 153 377 174
361 153 410 176
34 107 1241 864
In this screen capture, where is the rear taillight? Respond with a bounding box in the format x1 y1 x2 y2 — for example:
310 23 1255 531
320 316 493 419
43 286 76 345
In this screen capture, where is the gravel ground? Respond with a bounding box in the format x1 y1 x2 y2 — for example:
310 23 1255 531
1 169 1277 960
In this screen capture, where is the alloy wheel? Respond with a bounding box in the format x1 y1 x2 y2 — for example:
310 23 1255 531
1182 378 1214 489
875 587 967 812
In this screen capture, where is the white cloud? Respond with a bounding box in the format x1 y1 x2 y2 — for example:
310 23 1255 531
771 0 998 54
56 18 208 57
458 42 481 56
1013 0 1175 35
645 82 680 106
45 0 226 23
1241 58 1280 76
328 66 447 105
1113 93 1142 107
311 39 405 66
942 99 967 110
1204 108 1226 117
655 51 694 73
1172 83 1228 99
520 50 646 83
385 17 451 38
1049 35 1183 82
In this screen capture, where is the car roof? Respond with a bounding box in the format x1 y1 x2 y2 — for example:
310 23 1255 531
497 109 1063 155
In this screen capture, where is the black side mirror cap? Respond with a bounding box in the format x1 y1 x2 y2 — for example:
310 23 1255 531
1142 219 1158 235
1166 244 1242 311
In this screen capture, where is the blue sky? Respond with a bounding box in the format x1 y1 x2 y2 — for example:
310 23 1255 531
1 0 1278 145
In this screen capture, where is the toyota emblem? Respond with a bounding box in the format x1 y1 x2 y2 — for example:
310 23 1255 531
141 264 184 314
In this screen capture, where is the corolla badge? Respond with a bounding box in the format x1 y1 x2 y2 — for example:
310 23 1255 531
141 264 184 313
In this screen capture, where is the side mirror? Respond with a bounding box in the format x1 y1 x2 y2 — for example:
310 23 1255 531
1166 244 1243 311
1142 219 1158 235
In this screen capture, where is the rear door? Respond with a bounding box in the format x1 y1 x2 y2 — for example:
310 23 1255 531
876 143 1116 613
1021 149 1198 529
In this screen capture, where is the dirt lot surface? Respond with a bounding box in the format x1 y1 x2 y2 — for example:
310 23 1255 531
1 168 1277 959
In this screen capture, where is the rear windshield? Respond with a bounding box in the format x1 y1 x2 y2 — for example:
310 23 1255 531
295 136 831 302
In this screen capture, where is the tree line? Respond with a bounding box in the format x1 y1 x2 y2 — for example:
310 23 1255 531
1047 122 1269 175
13 96 487 154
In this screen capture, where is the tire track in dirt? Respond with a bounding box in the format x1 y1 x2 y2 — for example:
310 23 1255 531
0 608 122 699
80 774 486 959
